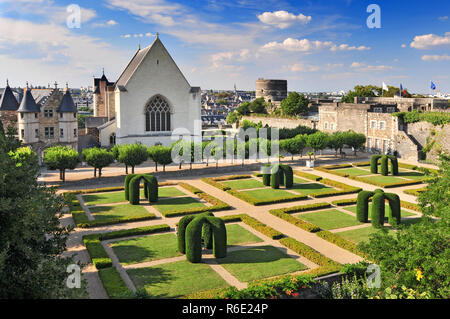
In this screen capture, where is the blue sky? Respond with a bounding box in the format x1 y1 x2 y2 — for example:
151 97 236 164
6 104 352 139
0 0 449 93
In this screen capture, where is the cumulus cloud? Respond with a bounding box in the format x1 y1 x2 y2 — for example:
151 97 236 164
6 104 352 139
92 19 118 27
258 10 312 29
261 38 370 52
421 54 450 61
410 32 450 49
290 63 320 72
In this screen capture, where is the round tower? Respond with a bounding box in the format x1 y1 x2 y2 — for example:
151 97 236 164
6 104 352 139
255 78 288 105
17 85 40 144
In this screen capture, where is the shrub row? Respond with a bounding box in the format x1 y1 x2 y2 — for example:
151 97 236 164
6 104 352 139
201 178 231 191
308 178 361 198
400 200 421 212
213 175 252 181
226 189 307 206
353 161 370 167
320 164 353 169
98 267 130 298
271 202 331 214
178 182 203 194
279 237 341 270
220 214 284 239
331 198 358 206
68 182 177 195
315 231 365 257
269 209 321 233
315 167 350 177
293 171 323 181
403 187 427 196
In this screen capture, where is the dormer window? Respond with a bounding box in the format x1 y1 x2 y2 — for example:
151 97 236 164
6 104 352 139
60 113 63 118
35 113 38 119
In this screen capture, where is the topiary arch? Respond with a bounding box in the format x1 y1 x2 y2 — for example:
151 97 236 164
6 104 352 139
370 154 399 176
261 163 293 189
356 188 401 228
124 173 158 205
177 212 227 263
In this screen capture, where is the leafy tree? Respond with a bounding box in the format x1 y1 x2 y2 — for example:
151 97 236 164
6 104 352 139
44 146 79 182
249 97 267 114
0 129 84 298
117 143 148 174
342 85 379 103
226 111 240 124
342 131 366 156
149 145 173 171
280 134 306 160
328 132 346 157
307 132 329 159
82 147 115 178
236 102 250 115
280 92 309 116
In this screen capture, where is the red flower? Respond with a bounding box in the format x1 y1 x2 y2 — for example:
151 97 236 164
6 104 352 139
302 286 307 289
225 297 229 299
292 292 299 298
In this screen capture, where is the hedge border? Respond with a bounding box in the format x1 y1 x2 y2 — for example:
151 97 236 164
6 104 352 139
315 231 366 258
293 170 323 181
226 188 308 206
348 175 423 188
403 187 427 196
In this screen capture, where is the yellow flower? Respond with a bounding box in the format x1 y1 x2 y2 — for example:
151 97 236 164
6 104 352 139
415 269 424 281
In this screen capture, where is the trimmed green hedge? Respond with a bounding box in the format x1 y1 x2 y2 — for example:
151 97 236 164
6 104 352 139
380 156 388 176
279 237 341 270
400 200 420 212
321 163 353 169
315 231 365 257
331 198 358 206
370 155 382 174
178 182 205 194
348 175 423 188
371 191 385 228
356 191 373 223
269 209 322 233
280 164 294 188
98 267 130 298
353 161 370 167
201 178 231 191
293 171 323 181
226 189 307 206
385 192 401 226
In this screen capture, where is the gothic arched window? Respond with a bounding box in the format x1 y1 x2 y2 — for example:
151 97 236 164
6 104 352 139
145 95 171 132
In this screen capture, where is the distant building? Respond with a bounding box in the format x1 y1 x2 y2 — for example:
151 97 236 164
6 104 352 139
255 78 288 107
0 81 78 163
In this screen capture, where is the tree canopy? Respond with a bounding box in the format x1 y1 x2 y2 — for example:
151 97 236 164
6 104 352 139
44 145 79 182
280 92 309 116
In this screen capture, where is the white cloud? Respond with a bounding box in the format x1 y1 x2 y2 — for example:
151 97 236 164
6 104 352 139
289 63 320 72
258 10 311 29
92 19 119 27
421 54 450 61
350 62 393 71
261 38 370 52
121 33 156 38
410 32 450 49
438 16 448 21
401 44 407 48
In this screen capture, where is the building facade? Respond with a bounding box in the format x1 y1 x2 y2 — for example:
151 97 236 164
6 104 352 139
255 78 288 107
92 35 202 148
0 82 78 163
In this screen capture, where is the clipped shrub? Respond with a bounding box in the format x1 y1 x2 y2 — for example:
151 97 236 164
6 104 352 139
371 191 385 228
353 161 370 167
280 164 294 188
316 231 365 257
387 155 399 175
370 155 382 174
98 267 130 298
400 200 420 212
240 215 284 239
380 155 388 176
269 209 321 233
270 170 280 189
124 174 136 201
356 191 373 223
332 198 358 206
385 192 401 226
201 178 231 191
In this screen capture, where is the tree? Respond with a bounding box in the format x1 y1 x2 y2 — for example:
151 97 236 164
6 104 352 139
328 132 345 157
280 92 309 116
249 97 267 114
280 135 306 160
342 85 379 103
0 129 84 298
44 146 79 182
342 131 366 156
117 143 148 174
149 145 173 172
82 147 115 178
226 111 240 124
307 132 329 159
236 102 250 115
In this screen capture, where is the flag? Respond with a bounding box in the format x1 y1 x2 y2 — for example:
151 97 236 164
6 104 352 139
399 84 403 96
382 82 388 91
431 81 436 90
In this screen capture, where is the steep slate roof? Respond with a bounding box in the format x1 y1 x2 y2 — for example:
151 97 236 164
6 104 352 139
0 85 19 111
58 90 78 112
114 37 191 89
17 88 40 113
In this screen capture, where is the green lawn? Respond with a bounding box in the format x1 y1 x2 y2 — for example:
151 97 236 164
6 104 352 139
111 233 182 265
290 183 334 195
397 171 430 181
82 187 186 205
333 167 372 176
240 188 300 201
336 226 395 244
357 175 408 185
293 209 362 230
343 204 417 218
218 245 307 282
226 224 264 246
128 261 229 298
221 178 265 190
89 203 153 222
153 197 206 214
